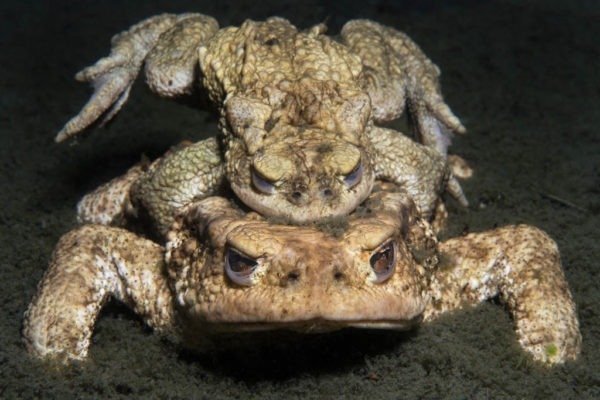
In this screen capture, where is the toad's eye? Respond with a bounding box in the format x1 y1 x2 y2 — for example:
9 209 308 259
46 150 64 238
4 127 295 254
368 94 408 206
343 160 363 189
251 168 275 194
225 248 259 286
369 241 396 283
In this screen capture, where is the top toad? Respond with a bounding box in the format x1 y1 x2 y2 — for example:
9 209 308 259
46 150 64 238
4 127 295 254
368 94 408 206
57 15 467 224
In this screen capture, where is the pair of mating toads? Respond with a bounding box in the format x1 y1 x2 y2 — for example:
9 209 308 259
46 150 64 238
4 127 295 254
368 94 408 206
23 14 580 366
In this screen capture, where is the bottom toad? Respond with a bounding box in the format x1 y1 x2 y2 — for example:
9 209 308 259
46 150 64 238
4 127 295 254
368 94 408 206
23 191 580 365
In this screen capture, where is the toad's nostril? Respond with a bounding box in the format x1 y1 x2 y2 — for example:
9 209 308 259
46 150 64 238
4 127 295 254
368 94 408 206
292 191 302 200
322 188 333 198
287 271 300 282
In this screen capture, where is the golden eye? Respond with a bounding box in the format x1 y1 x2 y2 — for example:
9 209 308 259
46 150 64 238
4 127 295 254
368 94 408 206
225 248 259 286
369 241 396 283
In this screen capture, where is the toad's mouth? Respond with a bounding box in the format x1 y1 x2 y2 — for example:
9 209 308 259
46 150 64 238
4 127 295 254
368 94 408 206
198 317 422 335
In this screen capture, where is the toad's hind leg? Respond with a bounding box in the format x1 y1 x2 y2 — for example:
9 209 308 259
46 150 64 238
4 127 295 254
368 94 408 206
425 225 581 364
77 138 225 236
56 13 218 142
77 162 147 227
341 20 464 156
23 225 175 362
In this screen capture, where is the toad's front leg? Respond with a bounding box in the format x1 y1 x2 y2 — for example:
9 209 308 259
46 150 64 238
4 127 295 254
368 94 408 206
369 126 468 225
425 225 581 364
23 225 175 362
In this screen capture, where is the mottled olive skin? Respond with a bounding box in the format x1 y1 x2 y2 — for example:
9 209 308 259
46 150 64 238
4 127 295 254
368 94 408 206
58 14 467 228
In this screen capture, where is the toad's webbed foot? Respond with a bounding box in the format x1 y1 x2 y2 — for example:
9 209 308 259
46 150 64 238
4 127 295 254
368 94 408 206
56 13 218 142
77 161 147 227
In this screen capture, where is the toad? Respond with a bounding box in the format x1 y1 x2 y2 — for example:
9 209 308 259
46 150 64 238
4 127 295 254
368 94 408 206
23 190 580 365
56 14 468 225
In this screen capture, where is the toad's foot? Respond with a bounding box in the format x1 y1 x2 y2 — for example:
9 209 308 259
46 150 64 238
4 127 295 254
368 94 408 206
56 13 218 142
342 19 465 156
425 225 581 364
447 154 473 180
77 161 147 227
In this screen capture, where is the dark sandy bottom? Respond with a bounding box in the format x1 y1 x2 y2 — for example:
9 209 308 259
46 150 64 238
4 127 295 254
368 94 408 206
1 1 599 398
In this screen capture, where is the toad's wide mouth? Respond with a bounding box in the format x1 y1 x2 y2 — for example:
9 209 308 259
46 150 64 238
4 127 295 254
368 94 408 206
193 316 423 335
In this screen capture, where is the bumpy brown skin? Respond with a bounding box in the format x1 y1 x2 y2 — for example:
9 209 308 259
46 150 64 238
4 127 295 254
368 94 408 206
57 14 467 225
24 191 580 365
